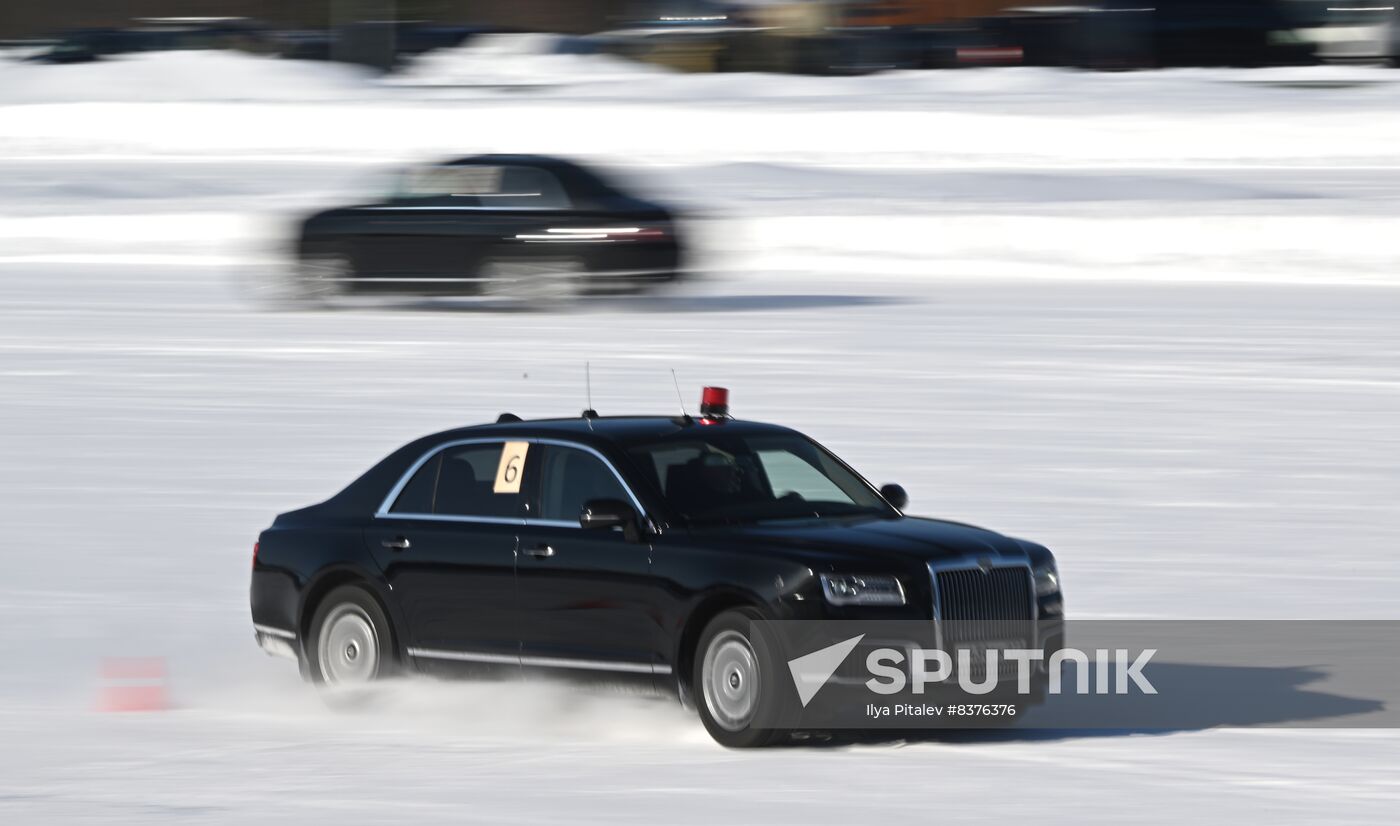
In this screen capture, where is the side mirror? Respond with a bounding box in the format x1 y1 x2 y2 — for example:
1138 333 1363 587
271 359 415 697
580 498 641 540
880 484 909 511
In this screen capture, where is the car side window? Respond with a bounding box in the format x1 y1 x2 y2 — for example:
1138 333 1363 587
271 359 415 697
537 446 630 523
435 443 522 519
396 165 473 199
637 445 704 495
483 166 571 209
393 164 570 209
389 452 442 514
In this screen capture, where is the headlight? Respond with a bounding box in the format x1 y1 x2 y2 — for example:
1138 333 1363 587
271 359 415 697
820 574 906 606
1033 563 1060 597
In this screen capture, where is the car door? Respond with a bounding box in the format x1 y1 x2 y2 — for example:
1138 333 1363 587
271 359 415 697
514 442 664 681
454 164 578 280
366 440 524 669
350 165 486 291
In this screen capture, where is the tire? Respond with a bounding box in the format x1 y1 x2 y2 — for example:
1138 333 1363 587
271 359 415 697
478 255 585 305
232 253 342 310
290 248 352 307
692 608 784 748
306 585 397 691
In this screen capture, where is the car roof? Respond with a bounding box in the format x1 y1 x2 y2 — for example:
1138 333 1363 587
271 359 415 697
304 416 801 521
434 154 637 204
424 415 799 449
441 153 580 170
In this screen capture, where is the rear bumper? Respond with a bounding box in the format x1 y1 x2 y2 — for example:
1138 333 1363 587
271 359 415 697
254 623 299 660
579 239 682 277
579 265 687 295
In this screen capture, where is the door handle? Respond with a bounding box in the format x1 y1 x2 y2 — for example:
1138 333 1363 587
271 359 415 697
524 544 555 559
381 536 411 551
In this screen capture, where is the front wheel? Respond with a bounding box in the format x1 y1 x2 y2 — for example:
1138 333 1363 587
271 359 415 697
307 585 396 691
693 609 783 748
292 251 352 306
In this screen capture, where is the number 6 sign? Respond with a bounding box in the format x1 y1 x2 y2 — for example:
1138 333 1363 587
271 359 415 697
493 441 529 494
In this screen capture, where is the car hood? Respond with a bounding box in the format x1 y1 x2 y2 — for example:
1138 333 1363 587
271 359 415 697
690 515 1039 570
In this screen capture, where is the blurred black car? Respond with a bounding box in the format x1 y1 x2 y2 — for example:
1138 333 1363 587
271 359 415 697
907 1 1315 71
901 11 1090 70
26 18 272 64
1084 0 1317 68
292 155 685 303
25 28 150 63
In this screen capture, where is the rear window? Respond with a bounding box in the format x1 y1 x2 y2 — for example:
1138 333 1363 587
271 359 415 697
387 443 522 519
390 452 441 514
435 444 522 518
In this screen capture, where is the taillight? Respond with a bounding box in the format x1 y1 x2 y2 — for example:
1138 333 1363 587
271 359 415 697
252 541 259 570
514 225 670 243
622 226 669 241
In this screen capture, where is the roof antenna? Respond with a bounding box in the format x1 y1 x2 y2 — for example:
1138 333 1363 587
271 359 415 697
582 362 598 423
671 369 692 425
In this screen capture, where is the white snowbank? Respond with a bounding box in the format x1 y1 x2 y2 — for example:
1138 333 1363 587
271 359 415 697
0 51 378 104
4 52 1400 285
2 51 1400 823
389 33 671 88
2 53 1399 172
3 48 1398 108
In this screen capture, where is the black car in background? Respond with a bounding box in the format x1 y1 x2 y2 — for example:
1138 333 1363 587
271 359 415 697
291 155 685 303
250 389 1064 746
1084 0 1317 68
26 18 273 64
899 1 1319 70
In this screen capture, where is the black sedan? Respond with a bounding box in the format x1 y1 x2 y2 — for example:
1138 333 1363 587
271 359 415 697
250 388 1063 746
290 155 684 303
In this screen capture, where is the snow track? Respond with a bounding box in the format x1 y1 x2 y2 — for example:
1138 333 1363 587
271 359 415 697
1 52 1397 823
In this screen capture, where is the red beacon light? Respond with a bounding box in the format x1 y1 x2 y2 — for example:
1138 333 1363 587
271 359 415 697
699 386 730 423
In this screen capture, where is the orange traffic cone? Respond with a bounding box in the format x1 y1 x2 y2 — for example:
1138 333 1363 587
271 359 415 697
97 657 170 712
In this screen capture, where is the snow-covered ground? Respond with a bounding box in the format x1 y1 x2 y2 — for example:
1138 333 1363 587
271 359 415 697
1 52 1398 823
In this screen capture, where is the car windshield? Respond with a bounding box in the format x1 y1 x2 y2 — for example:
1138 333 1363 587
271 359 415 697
628 432 895 525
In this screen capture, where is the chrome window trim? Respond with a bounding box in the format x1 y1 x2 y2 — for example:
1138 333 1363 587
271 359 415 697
374 435 650 528
800 434 904 517
407 646 671 676
375 437 518 521
376 513 525 526
525 518 581 529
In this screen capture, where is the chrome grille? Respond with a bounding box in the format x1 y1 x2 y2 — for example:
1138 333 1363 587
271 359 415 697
935 565 1035 626
932 563 1036 681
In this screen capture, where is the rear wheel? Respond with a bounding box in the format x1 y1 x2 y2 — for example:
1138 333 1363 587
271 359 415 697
307 585 396 690
693 608 782 748
479 256 585 304
233 247 347 309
